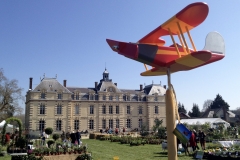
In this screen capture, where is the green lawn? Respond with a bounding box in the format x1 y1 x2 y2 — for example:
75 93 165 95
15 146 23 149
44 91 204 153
1 139 196 160
81 139 195 160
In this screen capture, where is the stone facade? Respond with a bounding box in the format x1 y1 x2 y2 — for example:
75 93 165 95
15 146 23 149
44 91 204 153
25 69 167 133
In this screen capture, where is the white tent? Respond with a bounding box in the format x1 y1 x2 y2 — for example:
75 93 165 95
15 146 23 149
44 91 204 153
178 118 230 129
0 120 14 128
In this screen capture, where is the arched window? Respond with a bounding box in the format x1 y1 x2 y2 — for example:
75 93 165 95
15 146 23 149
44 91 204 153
109 119 113 129
56 120 62 131
39 120 45 131
116 119 119 128
139 119 143 128
74 120 79 130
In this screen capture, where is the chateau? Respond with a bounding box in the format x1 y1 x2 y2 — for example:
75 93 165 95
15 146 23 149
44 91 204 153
25 69 167 133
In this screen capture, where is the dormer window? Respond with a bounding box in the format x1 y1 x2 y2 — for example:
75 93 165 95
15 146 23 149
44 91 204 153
103 95 106 100
76 93 79 100
41 92 45 99
58 93 62 99
90 95 94 100
139 96 142 101
109 95 113 101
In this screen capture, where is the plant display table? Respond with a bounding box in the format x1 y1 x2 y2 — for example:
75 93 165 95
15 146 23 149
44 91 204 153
38 154 80 160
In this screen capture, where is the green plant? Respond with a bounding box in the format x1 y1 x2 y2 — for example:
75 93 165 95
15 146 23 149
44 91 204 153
47 140 55 147
52 134 60 141
45 127 53 135
77 153 93 160
15 137 27 149
1 117 23 144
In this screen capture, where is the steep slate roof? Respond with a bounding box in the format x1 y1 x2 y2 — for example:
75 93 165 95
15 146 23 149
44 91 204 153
33 78 71 93
144 84 166 95
32 69 167 96
67 87 94 93
97 81 121 93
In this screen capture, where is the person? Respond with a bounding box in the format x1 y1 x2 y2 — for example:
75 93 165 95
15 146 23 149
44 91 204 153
75 129 82 146
5 132 10 145
61 131 66 142
123 127 126 135
199 130 206 150
235 127 238 139
100 129 103 134
70 130 76 146
66 130 71 140
177 138 189 155
189 131 196 151
115 128 119 135
193 130 200 150
105 127 109 134
41 129 46 146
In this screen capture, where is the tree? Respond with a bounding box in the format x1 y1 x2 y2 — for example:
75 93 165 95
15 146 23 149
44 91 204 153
0 69 23 120
152 119 163 132
45 127 53 135
178 102 187 114
202 99 213 112
209 94 230 110
188 103 201 117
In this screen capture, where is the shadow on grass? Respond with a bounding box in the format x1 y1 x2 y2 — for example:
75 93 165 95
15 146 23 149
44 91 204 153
153 152 195 159
153 152 168 157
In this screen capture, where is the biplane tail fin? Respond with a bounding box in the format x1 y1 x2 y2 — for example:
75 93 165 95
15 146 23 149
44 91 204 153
203 31 225 55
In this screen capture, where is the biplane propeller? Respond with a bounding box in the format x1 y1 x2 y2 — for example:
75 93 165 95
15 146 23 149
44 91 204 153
106 2 225 76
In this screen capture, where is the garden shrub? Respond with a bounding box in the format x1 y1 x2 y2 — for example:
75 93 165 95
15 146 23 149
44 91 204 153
52 134 60 141
45 128 53 135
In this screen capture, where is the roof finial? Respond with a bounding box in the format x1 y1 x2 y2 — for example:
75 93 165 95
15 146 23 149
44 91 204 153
43 73 45 78
105 62 107 70
55 74 57 79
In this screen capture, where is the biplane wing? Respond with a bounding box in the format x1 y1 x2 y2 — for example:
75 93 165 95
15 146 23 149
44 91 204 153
138 2 209 46
140 32 225 76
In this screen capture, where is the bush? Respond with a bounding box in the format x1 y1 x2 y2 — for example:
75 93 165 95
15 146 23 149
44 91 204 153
47 140 55 147
52 134 60 141
15 137 27 149
45 128 53 135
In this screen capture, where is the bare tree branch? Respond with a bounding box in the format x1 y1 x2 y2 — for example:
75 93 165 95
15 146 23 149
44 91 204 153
0 69 23 113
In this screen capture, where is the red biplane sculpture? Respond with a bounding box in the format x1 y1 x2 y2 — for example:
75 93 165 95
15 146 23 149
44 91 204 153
106 2 225 76
106 2 224 160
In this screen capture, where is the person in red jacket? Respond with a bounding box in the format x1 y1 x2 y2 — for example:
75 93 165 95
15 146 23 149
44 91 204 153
5 132 10 145
189 131 196 151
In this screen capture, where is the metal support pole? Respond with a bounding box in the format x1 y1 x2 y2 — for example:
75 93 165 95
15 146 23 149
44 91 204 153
166 68 177 160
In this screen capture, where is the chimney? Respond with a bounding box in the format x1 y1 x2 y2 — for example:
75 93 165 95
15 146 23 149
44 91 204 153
114 83 117 86
163 85 166 89
95 82 98 89
63 80 67 87
140 84 143 91
29 77 33 90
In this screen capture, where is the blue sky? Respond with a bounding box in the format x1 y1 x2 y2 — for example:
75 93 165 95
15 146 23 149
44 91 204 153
0 1 239 112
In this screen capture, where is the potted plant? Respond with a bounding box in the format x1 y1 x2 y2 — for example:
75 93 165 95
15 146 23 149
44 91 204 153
50 147 55 155
47 140 55 148
43 147 50 156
